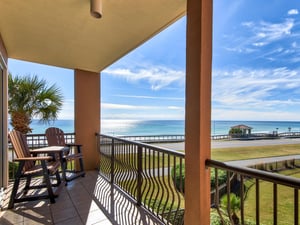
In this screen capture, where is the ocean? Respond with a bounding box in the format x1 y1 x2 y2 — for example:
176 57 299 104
11 119 300 136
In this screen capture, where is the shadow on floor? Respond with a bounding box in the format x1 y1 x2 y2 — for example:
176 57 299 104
0 171 163 225
91 174 163 225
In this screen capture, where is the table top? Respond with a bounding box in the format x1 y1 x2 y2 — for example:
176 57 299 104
31 146 69 153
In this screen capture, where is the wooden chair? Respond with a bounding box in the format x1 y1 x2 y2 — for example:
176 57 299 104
45 127 85 182
8 130 63 209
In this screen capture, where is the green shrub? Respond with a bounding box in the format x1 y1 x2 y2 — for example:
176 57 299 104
229 128 243 137
210 169 227 189
172 164 227 193
171 164 185 193
9 161 19 179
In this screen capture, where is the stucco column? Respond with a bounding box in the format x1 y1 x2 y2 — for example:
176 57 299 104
74 69 100 170
185 0 212 224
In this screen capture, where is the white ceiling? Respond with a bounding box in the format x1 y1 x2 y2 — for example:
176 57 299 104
0 0 186 72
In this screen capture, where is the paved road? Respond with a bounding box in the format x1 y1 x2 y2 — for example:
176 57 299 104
212 138 300 148
154 138 300 151
154 139 300 167
225 154 300 167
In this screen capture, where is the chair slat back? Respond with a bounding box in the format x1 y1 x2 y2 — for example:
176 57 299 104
45 127 66 146
9 130 34 171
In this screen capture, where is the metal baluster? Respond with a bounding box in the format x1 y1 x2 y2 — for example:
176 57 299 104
256 178 260 225
273 183 277 225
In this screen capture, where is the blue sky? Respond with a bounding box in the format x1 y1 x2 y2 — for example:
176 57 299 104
8 0 300 121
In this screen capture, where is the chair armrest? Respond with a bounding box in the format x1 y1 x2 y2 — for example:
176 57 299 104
66 144 82 154
66 144 82 147
14 156 54 161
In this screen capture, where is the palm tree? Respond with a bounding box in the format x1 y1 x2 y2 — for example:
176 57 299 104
220 193 241 225
8 73 63 134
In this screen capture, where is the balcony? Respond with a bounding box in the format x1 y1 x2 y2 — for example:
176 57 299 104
0 1 213 224
1 133 182 225
1 133 300 224
1 170 166 225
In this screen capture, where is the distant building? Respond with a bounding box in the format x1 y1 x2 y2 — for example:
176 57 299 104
229 124 252 137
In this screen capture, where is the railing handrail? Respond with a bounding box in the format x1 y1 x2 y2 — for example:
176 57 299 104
207 159 300 224
25 132 75 137
8 132 76 148
99 133 300 188
108 134 185 143
118 134 185 138
206 159 300 189
98 134 300 224
97 133 185 225
97 133 185 157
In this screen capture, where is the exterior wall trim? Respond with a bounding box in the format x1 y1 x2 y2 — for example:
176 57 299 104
0 34 8 188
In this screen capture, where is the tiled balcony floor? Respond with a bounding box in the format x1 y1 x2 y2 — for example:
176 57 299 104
0 171 162 225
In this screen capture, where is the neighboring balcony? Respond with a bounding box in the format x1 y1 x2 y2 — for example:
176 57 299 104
1 133 300 225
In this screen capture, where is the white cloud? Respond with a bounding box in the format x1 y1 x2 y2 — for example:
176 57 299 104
225 46 256 54
212 68 300 120
242 21 254 28
252 42 266 47
102 103 184 111
101 102 185 120
167 106 183 110
101 112 184 120
103 66 185 90
266 19 293 36
102 103 156 110
227 18 295 54
57 99 74 119
212 108 300 121
113 94 184 101
288 9 299 15
253 19 294 44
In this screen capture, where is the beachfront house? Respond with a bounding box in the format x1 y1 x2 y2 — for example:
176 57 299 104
1 1 299 225
229 124 252 138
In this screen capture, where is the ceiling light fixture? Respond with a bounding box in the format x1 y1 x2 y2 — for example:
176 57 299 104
90 0 102 19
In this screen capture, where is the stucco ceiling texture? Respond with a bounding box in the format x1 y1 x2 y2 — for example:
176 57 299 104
0 0 186 72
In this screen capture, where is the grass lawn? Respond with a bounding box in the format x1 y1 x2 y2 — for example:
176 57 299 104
244 169 300 225
98 142 300 224
210 143 300 224
211 143 300 161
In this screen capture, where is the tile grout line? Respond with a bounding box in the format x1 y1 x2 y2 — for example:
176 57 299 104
80 172 113 224
64 182 86 225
